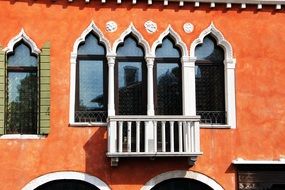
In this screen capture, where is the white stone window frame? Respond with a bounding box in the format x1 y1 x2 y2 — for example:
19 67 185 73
69 21 112 126
0 29 44 139
112 23 152 115
69 22 236 129
190 23 236 129
151 25 196 117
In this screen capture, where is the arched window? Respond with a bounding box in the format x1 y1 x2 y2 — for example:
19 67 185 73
155 37 182 115
195 35 225 124
75 33 108 122
115 35 147 115
6 41 38 134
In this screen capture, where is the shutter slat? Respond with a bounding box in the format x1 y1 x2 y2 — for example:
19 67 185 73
39 42 50 135
0 47 5 135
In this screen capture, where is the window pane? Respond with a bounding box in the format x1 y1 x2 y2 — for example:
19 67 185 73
78 34 105 55
6 72 37 134
8 43 38 67
118 61 146 115
117 37 144 57
195 36 226 124
195 36 224 63
156 63 182 115
76 60 107 123
155 38 180 58
78 60 105 110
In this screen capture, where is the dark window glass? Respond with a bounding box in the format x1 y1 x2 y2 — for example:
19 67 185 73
35 179 100 190
270 185 285 190
117 36 144 57
156 37 180 58
7 43 37 67
6 42 38 134
195 35 225 124
75 34 107 122
78 34 105 55
78 60 104 110
151 178 213 190
116 35 147 115
155 37 182 115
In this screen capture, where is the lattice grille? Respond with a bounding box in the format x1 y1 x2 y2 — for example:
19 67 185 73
75 111 107 122
6 73 38 134
118 82 146 115
196 64 225 124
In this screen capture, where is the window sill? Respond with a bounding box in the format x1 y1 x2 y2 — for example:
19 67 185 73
69 122 108 127
0 134 46 139
200 124 231 129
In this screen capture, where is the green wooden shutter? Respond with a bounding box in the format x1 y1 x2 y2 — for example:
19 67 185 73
0 47 5 135
39 42 50 135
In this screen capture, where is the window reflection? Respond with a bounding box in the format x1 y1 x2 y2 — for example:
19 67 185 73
156 63 181 115
78 33 105 55
118 62 145 115
116 35 147 115
79 60 104 110
195 35 226 124
195 36 224 63
155 37 182 115
8 43 37 67
117 37 144 57
75 34 107 123
6 41 38 134
156 38 180 58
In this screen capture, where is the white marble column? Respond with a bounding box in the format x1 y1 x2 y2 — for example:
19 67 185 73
224 58 236 129
146 57 155 116
182 56 196 116
145 57 155 152
107 55 116 116
107 55 116 154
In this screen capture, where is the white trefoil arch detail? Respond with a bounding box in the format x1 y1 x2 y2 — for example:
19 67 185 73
21 171 111 190
152 25 195 116
69 21 112 125
190 22 236 128
111 23 153 115
4 28 41 55
141 170 224 190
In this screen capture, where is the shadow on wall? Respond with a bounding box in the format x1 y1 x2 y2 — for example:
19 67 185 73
83 127 110 182
83 128 203 186
3 0 281 14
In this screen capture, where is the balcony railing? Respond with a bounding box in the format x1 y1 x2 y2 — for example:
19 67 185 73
107 115 202 166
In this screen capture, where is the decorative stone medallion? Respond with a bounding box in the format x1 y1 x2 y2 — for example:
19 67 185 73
183 23 194 33
144 20 157 33
106 21 118 32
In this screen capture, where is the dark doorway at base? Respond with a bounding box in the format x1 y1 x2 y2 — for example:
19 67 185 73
35 179 100 190
151 178 213 190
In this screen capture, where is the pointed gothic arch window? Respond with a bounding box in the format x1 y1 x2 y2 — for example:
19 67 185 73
195 35 226 124
6 41 39 134
75 33 108 122
115 35 147 115
155 36 182 115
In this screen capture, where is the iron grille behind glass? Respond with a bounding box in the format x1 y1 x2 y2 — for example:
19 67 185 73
155 37 182 115
6 42 38 134
195 35 226 124
75 33 108 123
116 35 147 115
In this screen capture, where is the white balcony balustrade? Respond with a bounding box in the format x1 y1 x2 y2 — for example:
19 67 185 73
107 115 202 166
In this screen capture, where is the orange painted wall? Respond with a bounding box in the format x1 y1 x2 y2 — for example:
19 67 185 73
0 1 284 189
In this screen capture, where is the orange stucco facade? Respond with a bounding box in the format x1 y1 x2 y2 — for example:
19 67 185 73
0 1 285 189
